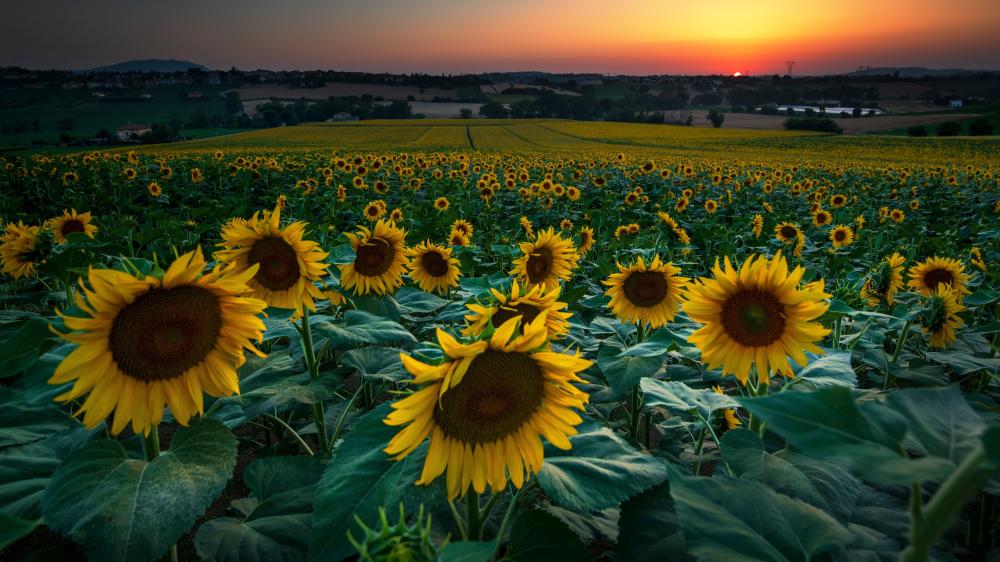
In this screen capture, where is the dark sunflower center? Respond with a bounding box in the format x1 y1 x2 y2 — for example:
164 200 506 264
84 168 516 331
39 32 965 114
492 302 542 329
420 250 450 277
433 351 544 444
923 268 954 290
720 289 787 347
355 237 394 276
247 236 301 291
109 285 222 381
367 207 379 216
623 271 669 307
780 226 797 239
834 230 847 241
526 248 553 283
61 220 86 236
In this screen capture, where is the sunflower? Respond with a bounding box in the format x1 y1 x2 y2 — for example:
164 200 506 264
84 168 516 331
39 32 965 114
434 197 450 212
603 255 687 329
751 215 764 238
713 386 741 430
123 168 137 180
684 252 831 385
830 194 847 208
407 241 461 295
704 199 719 214
906 256 971 299
451 219 474 239
0 222 42 279
363 201 385 222
510 228 580 291
920 285 965 349
147 182 162 197
48 209 98 243
861 253 905 307
463 279 572 339
774 222 800 243
384 314 591 499
215 201 330 310
389 208 404 223
812 210 832 227
191 168 203 183
49 248 267 435
829 225 854 248
578 226 595 256
890 209 905 223
340 219 408 296
448 230 470 247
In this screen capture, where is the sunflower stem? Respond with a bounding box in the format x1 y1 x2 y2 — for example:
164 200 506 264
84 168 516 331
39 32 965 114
495 481 534 548
299 306 330 455
692 425 708 475
901 448 988 562
466 491 483 541
628 385 643 442
885 319 911 390
447 500 468 541
747 376 768 437
832 317 842 350
143 427 178 562
142 426 160 461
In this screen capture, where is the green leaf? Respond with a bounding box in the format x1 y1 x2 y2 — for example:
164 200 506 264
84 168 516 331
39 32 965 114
309 403 434 562
740 387 952 485
395 287 448 315
640 379 737 421
351 294 402 322
0 388 79 447
617 482 690 562
617 327 687 357
243 456 325 500
597 348 662 400
669 470 851 562
922 351 1000 375
438 541 496 562
341 347 408 382
194 457 323 562
538 420 667 511
884 386 985 464
0 513 40 550
42 419 237 562
964 288 999 306
505 509 589 562
0 315 58 378
721 429 830 510
0 426 95 519
790 351 857 390
311 310 416 350
980 426 1000 469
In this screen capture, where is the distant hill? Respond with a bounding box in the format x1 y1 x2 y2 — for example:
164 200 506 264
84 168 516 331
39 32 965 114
88 59 209 73
845 67 996 78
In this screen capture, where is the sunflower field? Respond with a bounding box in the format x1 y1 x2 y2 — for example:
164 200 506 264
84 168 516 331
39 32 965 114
1 127 999 562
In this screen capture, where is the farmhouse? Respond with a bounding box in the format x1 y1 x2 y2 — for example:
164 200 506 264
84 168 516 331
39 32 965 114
327 112 358 121
949 99 963 108
115 123 151 141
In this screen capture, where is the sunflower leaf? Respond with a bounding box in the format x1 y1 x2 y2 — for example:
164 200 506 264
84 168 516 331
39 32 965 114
668 468 851 562
505 509 590 562
538 419 667 511
739 387 954 485
617 482 691 562
640 379 737 421
311 310 416 349
41 418 237 562
310 403 438 562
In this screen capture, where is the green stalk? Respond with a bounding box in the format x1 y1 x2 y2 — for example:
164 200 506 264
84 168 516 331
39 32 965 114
628 385 642 442
298 306 330 455
884 319 912 390
747 374 768 436
495 481 534 546
692 426 708 475
901 449 988 562
466 491 483 541
832 317 842 350
143 427 178 562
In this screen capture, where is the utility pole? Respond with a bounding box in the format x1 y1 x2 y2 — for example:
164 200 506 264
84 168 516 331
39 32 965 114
786 60 796 76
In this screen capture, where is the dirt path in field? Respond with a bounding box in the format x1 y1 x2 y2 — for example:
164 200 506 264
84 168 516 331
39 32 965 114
689 110 977 134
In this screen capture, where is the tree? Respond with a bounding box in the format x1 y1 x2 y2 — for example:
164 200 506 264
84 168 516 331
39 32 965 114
852 107 862 117
907 125 928 137
707 109 724 128
936 121 962 137
224 91 242 114
57 117 75 131
459 108 473 119
969 117 994 136
478 102 509 119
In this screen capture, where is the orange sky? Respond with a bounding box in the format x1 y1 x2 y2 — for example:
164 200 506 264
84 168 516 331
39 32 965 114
2 0 998 73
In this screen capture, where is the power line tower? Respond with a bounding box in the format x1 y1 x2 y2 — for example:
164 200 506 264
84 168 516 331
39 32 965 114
786 60 796 76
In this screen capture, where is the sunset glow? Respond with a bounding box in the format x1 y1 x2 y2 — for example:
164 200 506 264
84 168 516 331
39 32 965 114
1 0 997 73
